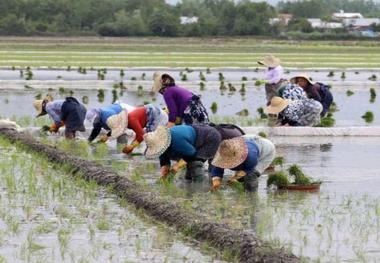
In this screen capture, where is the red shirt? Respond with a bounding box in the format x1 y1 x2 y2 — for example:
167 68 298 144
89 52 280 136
128 106 147 143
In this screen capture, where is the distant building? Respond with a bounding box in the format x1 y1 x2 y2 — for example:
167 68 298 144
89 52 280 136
332 10 363 21
343 18 380 28
307 18 343 29
180 16 198 25
269 13 293 26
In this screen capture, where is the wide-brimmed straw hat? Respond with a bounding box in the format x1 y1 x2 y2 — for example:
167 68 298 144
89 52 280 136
211 137 248 169
290 73 314 85
33 95 54 117
144 125 171 158
258 54 281 68
266 96 290 115
106 110 128 139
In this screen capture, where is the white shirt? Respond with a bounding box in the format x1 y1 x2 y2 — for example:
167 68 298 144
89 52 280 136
264 65 284 84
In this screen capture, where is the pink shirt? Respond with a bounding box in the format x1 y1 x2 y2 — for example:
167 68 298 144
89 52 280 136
264 65 283 84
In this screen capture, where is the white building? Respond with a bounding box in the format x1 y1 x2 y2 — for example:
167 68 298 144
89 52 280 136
332 10 363 21
307 18 343 29
180 16 199 25
343 18 380 28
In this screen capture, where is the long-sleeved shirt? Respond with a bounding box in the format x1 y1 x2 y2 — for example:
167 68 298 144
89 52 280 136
159 125 196 167
45 100 65 125
211 139 260 178
88 104 122 142
162 85 193 123
265 65 283 84
127 106 147 143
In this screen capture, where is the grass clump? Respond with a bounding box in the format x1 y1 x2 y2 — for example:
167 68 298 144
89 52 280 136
267 164 317 188
346 90 354 96
210 102 218 114
362 111 374 123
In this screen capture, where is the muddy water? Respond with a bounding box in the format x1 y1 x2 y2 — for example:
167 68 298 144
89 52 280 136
0 69 380 126
91 137 380 262
0 142 221 262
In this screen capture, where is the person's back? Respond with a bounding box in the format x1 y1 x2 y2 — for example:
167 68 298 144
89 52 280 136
100 104 122 129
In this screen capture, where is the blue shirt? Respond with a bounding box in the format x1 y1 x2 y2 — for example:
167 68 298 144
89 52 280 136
211 139 260 178
160 125 196 166
88 104 122 142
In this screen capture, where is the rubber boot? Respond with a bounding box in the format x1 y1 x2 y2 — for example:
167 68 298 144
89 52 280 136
185 161 205 181
243 170 260 192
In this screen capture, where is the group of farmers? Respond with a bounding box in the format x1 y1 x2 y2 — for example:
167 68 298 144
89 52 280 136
32 55 333 192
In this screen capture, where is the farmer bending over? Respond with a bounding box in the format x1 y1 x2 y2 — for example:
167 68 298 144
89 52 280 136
34 95 86 139
144 124 221 181
266 97 322 127
210 136 275 192
152 72 209 127
291 74 333 117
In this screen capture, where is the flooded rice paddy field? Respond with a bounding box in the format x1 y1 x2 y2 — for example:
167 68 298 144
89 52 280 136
88 136 380 262
1 68 380 262
0 68 380 126
0 138 221 263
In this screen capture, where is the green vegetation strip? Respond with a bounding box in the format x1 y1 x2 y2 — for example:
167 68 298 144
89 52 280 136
1 38 380 68
0 127 298 263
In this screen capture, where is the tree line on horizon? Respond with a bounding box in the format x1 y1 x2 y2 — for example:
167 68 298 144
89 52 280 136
0 0 379 37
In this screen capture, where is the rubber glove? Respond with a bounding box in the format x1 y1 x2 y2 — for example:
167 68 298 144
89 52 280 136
170 159 187 174
210 177 222 191
98 134 109 143
122 141 140 154
160 166 170 180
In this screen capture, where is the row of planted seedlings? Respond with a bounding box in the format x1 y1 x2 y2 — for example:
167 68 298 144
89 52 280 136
0 127 299 262
0 136 224 262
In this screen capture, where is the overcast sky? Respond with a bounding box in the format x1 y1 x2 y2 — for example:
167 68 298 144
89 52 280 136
166 0 281 6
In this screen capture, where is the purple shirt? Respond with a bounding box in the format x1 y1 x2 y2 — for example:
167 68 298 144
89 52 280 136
163 85 193 122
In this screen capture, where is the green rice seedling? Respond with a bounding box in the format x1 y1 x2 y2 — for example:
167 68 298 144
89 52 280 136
257 107 267 119
210 102 218 114
206 68 211 74
97 89 105 103
369 74 377 81
355 71 359 74
82 96 89 104
241 76 248 81
25 69 33 80
4 98 9 104
346 90 354 96
69 90 74 96
97 70 105 80
267 171 289 188
239 83 246 95
11 66 16 70
288 165 311 185
258 131 268 138
236 109 249 116
131 76 137 81
362 111 374 123
26 232 45 253
254 67 259 73
370 88 376 103
96 216 110 231
19 70 24 78
328 102 339 113
219 81 226 91
271 156 284 167
119 81 126 89
318 113 335 127
199 71 206 81
112 89 118 103
112 83 119 89
199 81 205 91
59 87 66 95
120 69 124 77
58 227 71 257
255 80 265 86
137 85 144 97
327 71 334 77
341 72 346 79
141 73 146 80
185 67 193 73
57 75 62 79
228 83 236 92
218 73 224 82
181 74 188 81
35 93 42 100
66 66 71 71
24 85 33 89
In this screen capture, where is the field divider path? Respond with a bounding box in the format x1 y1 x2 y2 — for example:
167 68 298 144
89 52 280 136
0 127 298 263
